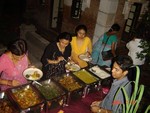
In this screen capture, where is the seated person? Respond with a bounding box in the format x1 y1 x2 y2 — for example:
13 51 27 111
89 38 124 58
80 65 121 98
41 32 72 80
90 55 133 113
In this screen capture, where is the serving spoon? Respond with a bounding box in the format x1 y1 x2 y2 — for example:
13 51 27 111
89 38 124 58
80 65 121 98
33 81 42 86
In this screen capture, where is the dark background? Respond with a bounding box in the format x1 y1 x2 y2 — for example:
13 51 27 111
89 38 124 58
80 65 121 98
0 0 26 45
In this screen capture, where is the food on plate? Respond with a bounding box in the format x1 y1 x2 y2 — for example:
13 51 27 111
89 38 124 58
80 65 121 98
23 68 43 81
25 71 40 79
79 54 92 62
65 63 80 71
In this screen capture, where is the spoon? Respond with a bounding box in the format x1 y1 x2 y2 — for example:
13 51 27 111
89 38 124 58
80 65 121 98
33 81 42 86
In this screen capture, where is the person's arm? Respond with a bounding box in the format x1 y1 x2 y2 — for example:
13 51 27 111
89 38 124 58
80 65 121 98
0 78 20 86
64 43 72 60
26 54 33 67
111 42 116 57
97 108 112 113
91 105 112 113
0 78 9 85
87 38 92 54
47 57 63 64
41 43 56 65
126 41 131 49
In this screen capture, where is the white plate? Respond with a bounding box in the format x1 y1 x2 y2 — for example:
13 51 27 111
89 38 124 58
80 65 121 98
23 68 43 81
89 66 111 79
65 64 80 72
79 54 92 62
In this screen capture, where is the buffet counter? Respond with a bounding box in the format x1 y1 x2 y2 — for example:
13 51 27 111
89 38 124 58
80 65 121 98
0 64 111 113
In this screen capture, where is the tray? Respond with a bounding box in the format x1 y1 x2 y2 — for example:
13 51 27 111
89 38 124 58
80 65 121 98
73 69 99 84
33 79 66 101
0 91 19 113
7 84 44 111
89 66 111 79
52 74 84 92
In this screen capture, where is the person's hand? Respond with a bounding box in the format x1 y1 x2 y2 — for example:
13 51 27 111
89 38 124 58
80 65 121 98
57 56 65 62
85 51 91 58
91 101 101 107
91 106 100 113
28 65 36 68
12 80 21 86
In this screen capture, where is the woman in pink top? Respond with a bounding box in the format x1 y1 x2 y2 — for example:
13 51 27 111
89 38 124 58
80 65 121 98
0 39 30 91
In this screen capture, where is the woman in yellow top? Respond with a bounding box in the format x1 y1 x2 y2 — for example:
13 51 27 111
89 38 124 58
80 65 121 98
71 24 92 68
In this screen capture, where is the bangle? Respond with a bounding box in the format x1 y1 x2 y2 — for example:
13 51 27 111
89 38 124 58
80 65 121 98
98 109 101 113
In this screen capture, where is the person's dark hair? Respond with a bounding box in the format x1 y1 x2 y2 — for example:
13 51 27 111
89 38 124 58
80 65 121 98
75 24 87 35
57 32 72 42
108 23 120 32
7 39 28 56
113 55 133 71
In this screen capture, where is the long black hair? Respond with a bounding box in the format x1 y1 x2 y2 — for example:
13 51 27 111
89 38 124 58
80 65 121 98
57 32 72 42
75 24 87 36
108 23 120 32
7 39 28 56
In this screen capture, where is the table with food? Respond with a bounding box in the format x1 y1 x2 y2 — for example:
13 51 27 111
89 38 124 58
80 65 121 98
0 60 111 112
52 73 84 105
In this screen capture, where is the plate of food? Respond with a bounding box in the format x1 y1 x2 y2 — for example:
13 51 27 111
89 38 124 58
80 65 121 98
23 68 43 81
79 54 92 62
65 63 80 72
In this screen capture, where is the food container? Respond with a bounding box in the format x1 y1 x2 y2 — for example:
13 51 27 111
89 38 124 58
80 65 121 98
52 73 85 105
32 79 66 110
73 69 99 85
33 79 66 100
0 91 19 113
73 69 100 97
7 84 45 112
53 74 84 92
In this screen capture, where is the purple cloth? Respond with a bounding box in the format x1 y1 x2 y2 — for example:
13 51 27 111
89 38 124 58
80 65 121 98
42 91 106 113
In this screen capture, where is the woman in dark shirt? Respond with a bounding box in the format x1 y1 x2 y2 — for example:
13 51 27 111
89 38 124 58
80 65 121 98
41 32 72 80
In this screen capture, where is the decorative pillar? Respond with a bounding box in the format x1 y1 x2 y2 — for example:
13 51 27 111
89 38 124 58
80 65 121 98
92 0 119 44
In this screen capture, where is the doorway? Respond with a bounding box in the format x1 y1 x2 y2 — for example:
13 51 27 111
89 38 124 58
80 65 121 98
50 0 64 33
